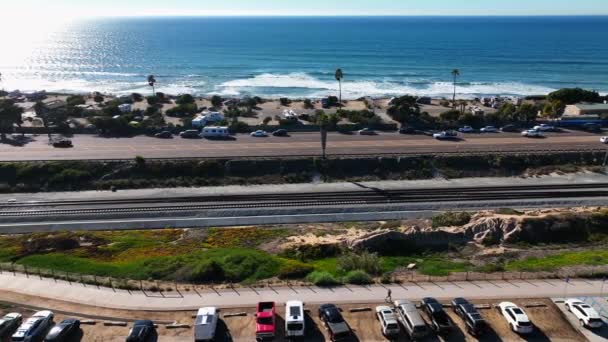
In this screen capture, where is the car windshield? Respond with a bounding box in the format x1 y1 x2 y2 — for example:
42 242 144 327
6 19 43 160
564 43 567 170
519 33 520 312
519 321 532 326
287 323 303 330
257 317 273 325
326 310 343 323
386 323 399 330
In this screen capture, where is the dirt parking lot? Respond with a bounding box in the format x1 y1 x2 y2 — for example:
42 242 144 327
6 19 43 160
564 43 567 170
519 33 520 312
0 297 586 342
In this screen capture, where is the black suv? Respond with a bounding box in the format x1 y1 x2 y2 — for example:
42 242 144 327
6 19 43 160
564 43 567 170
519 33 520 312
126 320 155 342
451 298 487 336
421 297 453 335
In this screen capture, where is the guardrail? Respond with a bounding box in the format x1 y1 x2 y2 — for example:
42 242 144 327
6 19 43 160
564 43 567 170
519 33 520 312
0 148 606 163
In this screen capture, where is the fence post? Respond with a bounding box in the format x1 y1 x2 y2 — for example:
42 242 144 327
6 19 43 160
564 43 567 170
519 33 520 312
38 268 42 280
80 274 85 286
140 280 143 291
465 271 469 281
24 265 28 278
94 275 98 288
0 263 3 274
109 277 113 290
67 272 71 285
11 263 15 276
51 269 56 283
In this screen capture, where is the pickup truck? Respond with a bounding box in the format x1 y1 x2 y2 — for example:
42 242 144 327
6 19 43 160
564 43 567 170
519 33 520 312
255 302 276 341
318 304 352 341
421 298 453 335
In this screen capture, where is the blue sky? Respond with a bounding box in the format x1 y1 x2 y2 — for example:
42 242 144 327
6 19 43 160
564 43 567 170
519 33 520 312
4 0 608 17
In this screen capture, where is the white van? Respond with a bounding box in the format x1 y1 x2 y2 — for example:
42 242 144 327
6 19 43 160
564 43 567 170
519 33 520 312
194 307 218 342
285 300 305 338
200 126 229 138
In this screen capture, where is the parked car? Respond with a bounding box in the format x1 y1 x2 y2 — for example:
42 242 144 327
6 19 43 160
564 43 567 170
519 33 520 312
521 129 544 137
12 311 54 342
458 126 475 133
375 306 400 337
285 300 305 339
250 130 268 137
451 298 487 336
125 320 155 342
272 129 289 137
194 307 218 342
498 302 533 334
318 304 352 341
480 126 499 133
420 298 453 335
432 130 458 140
154 131 173 139
600 136 608 144
565 299 604 329
52 139 73 148
44 318 80 342
0 313 22 339
179 130 201 139
500 124 519 132
394 299 428 340
358 128 376 135
255 302 276 341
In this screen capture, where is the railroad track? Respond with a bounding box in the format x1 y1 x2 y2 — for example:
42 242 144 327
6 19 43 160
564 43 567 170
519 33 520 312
1 183 607 217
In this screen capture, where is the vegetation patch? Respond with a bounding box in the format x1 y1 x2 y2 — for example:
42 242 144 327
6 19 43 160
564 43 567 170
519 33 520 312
506 249 608 272
203 227 289 248
432 212 471 228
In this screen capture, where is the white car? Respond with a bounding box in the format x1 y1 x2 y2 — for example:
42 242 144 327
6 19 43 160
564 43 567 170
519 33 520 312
480 126 499 133
433 131 459 140
458 126 475 133
375 306 400 337
600 136 608 144
521 129 544 138
498 302 533 334
534 124 555 132
250 130 268 137
565 299 604 329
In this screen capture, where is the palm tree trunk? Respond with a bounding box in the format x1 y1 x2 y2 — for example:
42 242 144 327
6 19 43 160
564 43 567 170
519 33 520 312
452 75 457 109
339 80 342 106
152 85 155 96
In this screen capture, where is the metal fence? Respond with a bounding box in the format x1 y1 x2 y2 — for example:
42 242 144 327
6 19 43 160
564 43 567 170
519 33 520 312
2 262 608 294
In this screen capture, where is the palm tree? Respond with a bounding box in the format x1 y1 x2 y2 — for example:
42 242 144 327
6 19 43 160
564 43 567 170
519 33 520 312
34 101 52 141
451 69 460 109
147 75 157 96
335 68 344 106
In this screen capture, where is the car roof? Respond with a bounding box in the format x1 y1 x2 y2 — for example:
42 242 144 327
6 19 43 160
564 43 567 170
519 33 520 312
32 310 52 318
452 297 469 305
196 307 217 317
133 320 154 326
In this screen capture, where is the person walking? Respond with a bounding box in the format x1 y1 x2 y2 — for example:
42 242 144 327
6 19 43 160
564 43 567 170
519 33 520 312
386 288 392 303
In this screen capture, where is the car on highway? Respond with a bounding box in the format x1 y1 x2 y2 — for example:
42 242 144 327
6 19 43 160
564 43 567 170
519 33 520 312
44 318 80 342
52 139 73 148
0 313 22 340
534 124 557 132
420 297 453 335
12 310 54 342
358 128 377 135
600 136 608 144
521 129 544 138
500 124 519 132
250 130 269 137
394 299 428 340
126 320 155 342
480 126 499 133
498 302 533 334
451 298 487 336
565 298 604 329
399 127 417 134
154 131 173 139
432 130 459 140
318 304 352 341
179 130 201 139
375 306 400 337
458 126 475 133
194 307 218 342
272 129 289 137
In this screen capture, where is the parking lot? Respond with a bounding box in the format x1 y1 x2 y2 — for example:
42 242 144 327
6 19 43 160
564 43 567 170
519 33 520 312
0 298 589 341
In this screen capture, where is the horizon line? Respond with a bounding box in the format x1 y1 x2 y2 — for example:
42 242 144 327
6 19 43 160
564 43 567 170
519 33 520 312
90 13 608 18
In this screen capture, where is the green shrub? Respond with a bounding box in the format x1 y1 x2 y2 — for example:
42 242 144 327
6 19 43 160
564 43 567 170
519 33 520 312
432 212 471 228
496 208 524 215
189 260 225 283
278 260 314 279
305 271 342 286
343 270 373 285
337 251 382 275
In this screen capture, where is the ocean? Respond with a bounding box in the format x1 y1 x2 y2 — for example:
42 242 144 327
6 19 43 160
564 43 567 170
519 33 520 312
1 16 607 99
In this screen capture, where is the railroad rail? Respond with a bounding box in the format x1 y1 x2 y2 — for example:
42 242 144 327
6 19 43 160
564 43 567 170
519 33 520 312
2 183 606 217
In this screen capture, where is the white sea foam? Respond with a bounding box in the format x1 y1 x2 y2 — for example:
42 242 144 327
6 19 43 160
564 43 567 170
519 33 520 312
217 73 556 99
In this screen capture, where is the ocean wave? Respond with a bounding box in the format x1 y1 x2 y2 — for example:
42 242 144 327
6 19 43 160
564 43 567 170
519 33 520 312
216 73 556 99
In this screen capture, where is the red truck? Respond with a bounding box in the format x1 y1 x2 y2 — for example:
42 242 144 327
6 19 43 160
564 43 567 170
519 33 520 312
255 301 276 341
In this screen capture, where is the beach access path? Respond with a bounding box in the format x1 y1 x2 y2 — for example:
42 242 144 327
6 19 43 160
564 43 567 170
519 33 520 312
0 271 604 311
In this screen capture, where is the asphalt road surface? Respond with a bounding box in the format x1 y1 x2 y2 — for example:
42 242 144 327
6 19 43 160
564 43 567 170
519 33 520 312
0 131 605 161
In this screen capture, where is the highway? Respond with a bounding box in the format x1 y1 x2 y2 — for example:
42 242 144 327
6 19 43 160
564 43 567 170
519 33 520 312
0 130 605 161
